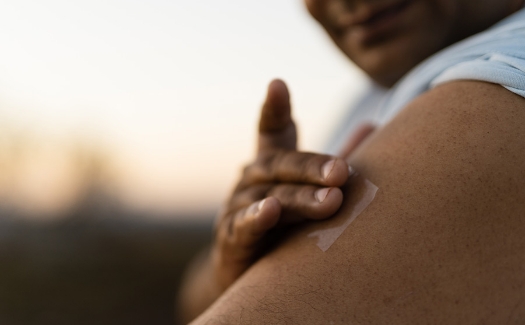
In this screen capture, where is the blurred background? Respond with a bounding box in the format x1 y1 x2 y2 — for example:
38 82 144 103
0 0 365 324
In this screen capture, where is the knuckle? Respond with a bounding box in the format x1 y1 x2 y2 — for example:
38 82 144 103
265 150 285 178
286 152 329 183
242 151 279 184
239 163 258 186
229 185 271 212
296 185 316 208
268 184 296 204
270 184 318 214
300 154 320 181
255 149 287 182
273 150 303 180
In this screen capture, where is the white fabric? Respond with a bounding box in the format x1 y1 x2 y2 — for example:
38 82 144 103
376 7 525 125
323 81 387 155
325 7 525 155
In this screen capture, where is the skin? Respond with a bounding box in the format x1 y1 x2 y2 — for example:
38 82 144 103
305 0 525 86
192 81 525 324
177 81 353 321
179 0 525 322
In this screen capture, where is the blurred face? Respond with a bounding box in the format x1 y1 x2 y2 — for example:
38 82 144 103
306 0 524 87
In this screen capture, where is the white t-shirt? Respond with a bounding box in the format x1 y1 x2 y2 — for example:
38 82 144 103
326 7 525 155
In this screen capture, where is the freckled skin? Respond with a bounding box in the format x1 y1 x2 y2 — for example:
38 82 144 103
193 82 525 324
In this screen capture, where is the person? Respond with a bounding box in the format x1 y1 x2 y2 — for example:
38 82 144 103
178 0 525 323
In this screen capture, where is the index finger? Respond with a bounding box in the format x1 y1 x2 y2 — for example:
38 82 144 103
257 79 297 152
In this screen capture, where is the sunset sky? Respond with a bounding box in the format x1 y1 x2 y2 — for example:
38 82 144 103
0 0 367 221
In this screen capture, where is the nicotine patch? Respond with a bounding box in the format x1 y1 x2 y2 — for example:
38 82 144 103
308 176 378 252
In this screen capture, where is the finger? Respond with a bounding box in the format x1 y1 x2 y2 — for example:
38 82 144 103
212 197 281 288
267 184 343 223
235 197 282 243
240 151 350 189
228 183 272 212
258 79 297 152
219 198 282 256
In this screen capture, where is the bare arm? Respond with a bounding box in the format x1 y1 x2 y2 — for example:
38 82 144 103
191 81 525 324
177 80 350 322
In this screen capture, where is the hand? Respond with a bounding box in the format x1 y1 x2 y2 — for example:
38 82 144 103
211 79 352 290
178 79 375 322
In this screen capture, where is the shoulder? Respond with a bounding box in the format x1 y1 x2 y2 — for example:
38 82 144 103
354 80 525 214
378 8 525 124
192 81 525 324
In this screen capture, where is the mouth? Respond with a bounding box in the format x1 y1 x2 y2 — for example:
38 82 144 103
335 0 414 44
352 0 412 26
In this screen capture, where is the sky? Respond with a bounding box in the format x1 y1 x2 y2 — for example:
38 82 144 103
0 0 367 220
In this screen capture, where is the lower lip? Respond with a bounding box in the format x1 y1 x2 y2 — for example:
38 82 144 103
351 0 413 44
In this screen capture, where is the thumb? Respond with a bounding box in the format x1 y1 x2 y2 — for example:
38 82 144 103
258 79 297 152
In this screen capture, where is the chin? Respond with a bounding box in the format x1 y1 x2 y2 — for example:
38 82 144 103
345 31 448 88
364 63 408 88
351 47 419 88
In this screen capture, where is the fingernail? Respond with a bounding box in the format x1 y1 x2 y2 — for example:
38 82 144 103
322 159 336 180
315 188 331 203
348 165 356 177
247 199 264 217
257 199 267 214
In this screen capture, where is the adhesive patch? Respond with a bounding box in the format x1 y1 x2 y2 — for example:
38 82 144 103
308 176 378 252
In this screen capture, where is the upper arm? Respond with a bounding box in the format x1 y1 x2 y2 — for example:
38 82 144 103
193 81 525 324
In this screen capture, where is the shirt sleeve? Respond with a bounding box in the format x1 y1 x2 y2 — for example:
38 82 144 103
431 53 525 99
